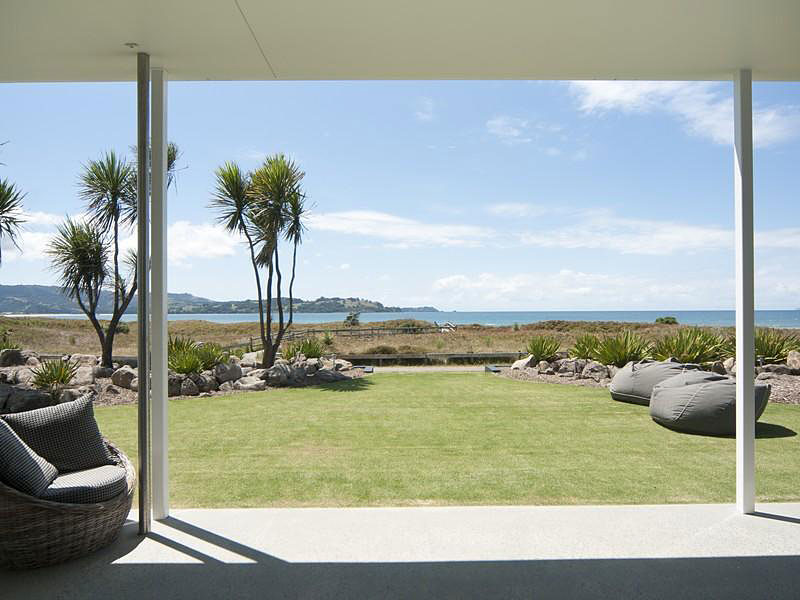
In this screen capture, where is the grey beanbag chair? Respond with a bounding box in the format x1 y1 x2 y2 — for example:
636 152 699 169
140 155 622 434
609 360 701 406
650 373 770 436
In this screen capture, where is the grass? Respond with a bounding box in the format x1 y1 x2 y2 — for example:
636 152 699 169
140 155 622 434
95 373 800 508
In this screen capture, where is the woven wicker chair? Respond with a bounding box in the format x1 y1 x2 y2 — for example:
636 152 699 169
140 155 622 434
0 440 136 569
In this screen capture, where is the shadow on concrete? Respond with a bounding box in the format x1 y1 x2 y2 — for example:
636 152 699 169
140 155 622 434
4 518 800 600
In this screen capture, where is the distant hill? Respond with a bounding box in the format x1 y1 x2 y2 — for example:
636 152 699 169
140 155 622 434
0 285 438 314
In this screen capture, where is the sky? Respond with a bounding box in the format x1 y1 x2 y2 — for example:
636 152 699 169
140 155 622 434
0 80 798 311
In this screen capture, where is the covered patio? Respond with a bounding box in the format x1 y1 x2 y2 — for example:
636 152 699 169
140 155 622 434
3 0 800 596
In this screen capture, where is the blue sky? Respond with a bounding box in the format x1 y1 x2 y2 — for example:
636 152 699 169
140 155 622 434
1 80 798 310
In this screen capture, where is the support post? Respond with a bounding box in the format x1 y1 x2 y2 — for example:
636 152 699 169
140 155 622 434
136 52 152 534
734 68 755 515
151 67 169 520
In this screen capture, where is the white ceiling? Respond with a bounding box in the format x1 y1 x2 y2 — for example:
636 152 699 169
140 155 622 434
2 0 800 82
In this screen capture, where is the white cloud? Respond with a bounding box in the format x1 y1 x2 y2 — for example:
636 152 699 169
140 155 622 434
486 116 531 144
570 81 800 147
164 221 239 266
414 97 435 122
486 203 547 218
307 210 494 248
339 263 351 270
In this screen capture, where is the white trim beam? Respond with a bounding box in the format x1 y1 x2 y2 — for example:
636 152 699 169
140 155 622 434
151 67 169 520
734 68 755 515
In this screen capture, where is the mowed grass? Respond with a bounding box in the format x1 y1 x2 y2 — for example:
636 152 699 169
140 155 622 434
95 373 800 508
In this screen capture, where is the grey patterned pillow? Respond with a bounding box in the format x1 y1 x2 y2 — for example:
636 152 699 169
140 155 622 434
0 419 59 496
2 395 114 472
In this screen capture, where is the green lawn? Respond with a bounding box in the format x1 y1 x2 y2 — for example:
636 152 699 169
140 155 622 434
96 373 800 508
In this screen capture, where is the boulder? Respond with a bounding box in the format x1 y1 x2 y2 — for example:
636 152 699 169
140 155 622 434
607 365 619 379
218 381 234 392
510 355 535 370
763 363 793 375
556 358 586 377
310 369 349 384
199 392 212 398
168 373 184 397
240 352 262 368
233 376 267 391
0 348 24 367
189 372 218 393
13 367 35 385
213 362 242 383
756 372 774 381
180 378 199 396
73 365 96 386
111 365 137 389
723 357 736 374
0 383 54 413
304 358 322 374
93 366 115 379
130 377 138 392
709 361 727 375
334 359 352 372
25 355 41 368
537 360 550 373
69 354 98 366
787 350 800 371
241 366 253 376
264 363 291 386
248 368 268 380
580 360 609 382
58 388 85 404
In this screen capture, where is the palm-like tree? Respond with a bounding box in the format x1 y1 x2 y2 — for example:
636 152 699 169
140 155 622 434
209 162 269 354
248 154 307 366
0 178 26 266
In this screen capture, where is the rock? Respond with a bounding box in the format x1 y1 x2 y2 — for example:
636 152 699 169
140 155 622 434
104 384 120 395
723 357 736 374
537 360 550 373
180 378 199 396
580 360 609 382
111 365 137 389
130 377 138 392
233 376 267 391
25 355 41 367
93 366 115 378
190 373 218 393
334 359 352 372
510 355 533 370
0 383 54 413
763 363 793 375
556 358 586 377
58 388 84 403
213 362 242 383
218 381 234 392
310 369 349 384
787 350 800 371
240 351 261 368
248 368 268 380
304 358 321 374
756 372 774 381
607 365 619 379
241 366 253 376
544 367 555 375
709 361 727 375
0 348 24 367
73 365 95 386
13 367 34 385
199 392 212 398
264 363 291 386
69 354 98 366
168 374 184 397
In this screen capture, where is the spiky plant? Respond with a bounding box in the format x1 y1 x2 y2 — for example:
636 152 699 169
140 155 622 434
0 177 26 266
593 331 652 367
526 335 561 363
651 328 728 364
31 359 79 399
569 334 600 359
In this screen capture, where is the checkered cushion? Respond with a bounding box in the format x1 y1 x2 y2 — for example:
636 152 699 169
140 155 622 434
41 465 127 504
1 395 114 472
0 419 59 497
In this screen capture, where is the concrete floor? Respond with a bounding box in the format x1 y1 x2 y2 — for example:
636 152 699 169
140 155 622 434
5 503 800 599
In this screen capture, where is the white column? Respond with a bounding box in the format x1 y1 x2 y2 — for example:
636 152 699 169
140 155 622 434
136 52 152 534
151 67 169 520
734 68 755 514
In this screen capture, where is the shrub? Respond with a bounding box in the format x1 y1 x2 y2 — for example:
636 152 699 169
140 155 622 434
569 334 599 359
322 331 334 347
0 330 20 351
365 344 397 354
513 322 520 331
655 316 678 325
116 322 131 335
754 328 800 364
31 359 79 398
168 348 205 375
593 331 652 367
283 337 324 360
195 342 227 370
651 328 727 364
344 311 361 327
526 335 561 363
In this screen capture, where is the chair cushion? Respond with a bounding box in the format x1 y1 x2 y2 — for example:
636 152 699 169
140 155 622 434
41 464 127 504
1 395 114 472
0 419 59 497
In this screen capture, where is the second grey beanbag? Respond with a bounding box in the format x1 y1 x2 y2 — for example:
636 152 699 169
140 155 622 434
609 360 701 406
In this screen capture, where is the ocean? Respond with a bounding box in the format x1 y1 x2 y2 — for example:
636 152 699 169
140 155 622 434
8 310 800 328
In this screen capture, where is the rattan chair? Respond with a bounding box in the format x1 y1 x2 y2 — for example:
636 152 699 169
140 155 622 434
0 440 136 569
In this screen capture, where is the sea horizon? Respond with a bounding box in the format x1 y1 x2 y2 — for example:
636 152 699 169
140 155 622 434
4 309 800 328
